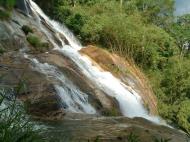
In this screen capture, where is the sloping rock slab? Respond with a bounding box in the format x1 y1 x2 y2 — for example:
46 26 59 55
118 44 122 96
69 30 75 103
41 116 189 142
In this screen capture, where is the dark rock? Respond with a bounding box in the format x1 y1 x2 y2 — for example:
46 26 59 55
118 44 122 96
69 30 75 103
15 0 30 16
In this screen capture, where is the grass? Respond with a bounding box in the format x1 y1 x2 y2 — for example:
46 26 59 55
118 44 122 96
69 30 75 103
0 87 44 142
0 0 15 9
27 34 49 52
27 35 42 48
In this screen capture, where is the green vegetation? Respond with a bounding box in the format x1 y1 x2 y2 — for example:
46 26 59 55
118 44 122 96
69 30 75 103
40 0 190 134
22 25 34 35
27 35 42 47
127 132 140 142
27 34 49 52
0 87 44 142
0 0 15 9
0 0 15 19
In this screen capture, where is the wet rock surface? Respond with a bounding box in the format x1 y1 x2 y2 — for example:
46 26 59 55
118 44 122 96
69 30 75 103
42 116 189 142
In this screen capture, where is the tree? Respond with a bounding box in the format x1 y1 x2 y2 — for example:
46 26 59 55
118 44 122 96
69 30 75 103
177 100 190 134
169 14 190 56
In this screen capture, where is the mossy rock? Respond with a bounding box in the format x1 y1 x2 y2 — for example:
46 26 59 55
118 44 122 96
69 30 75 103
27 34 50 52
27 34 41 47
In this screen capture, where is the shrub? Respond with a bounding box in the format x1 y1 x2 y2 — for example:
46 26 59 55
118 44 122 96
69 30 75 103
127 132 140 142
177 100 190 134
27 35 42 48
0 0 15 9
27 34 49 51
0 88 44 142
22 25 33 35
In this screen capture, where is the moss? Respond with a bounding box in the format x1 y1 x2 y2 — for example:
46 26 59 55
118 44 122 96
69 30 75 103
102 108 119 116
27 35 42 48
22 25 33 35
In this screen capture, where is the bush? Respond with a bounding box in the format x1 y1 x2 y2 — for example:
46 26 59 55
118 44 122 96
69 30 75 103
27 34 49 51
27 35 42 48
177 100 190 134
0 88 44 142
127 132 140 142
0 0 15 9
22 25 33 35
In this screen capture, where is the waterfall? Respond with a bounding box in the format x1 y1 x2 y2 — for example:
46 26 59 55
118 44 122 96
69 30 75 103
26 0 162 123
24 55 96 114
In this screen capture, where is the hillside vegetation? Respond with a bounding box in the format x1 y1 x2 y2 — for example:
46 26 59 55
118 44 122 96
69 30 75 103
37 0 190 134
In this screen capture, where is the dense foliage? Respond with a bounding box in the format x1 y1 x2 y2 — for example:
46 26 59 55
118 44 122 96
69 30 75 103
0 0 15 19
37 0 190 134
0 88 44 142
0 0 15 9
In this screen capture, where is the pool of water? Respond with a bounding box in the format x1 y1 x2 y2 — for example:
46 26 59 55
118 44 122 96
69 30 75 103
175 0 190 15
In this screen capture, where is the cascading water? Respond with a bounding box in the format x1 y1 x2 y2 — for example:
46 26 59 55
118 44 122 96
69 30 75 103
24 55 96 114
26 0 162 123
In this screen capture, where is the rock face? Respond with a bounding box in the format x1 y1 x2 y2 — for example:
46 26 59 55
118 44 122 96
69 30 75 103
80 46 157 115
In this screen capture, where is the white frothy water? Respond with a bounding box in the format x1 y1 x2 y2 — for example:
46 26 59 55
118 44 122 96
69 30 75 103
24 55 96 114
28 0 163 123
28 0 82 50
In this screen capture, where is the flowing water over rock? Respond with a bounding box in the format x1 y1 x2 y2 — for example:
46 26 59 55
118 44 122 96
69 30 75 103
27 0 162 122
24 55 96 114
